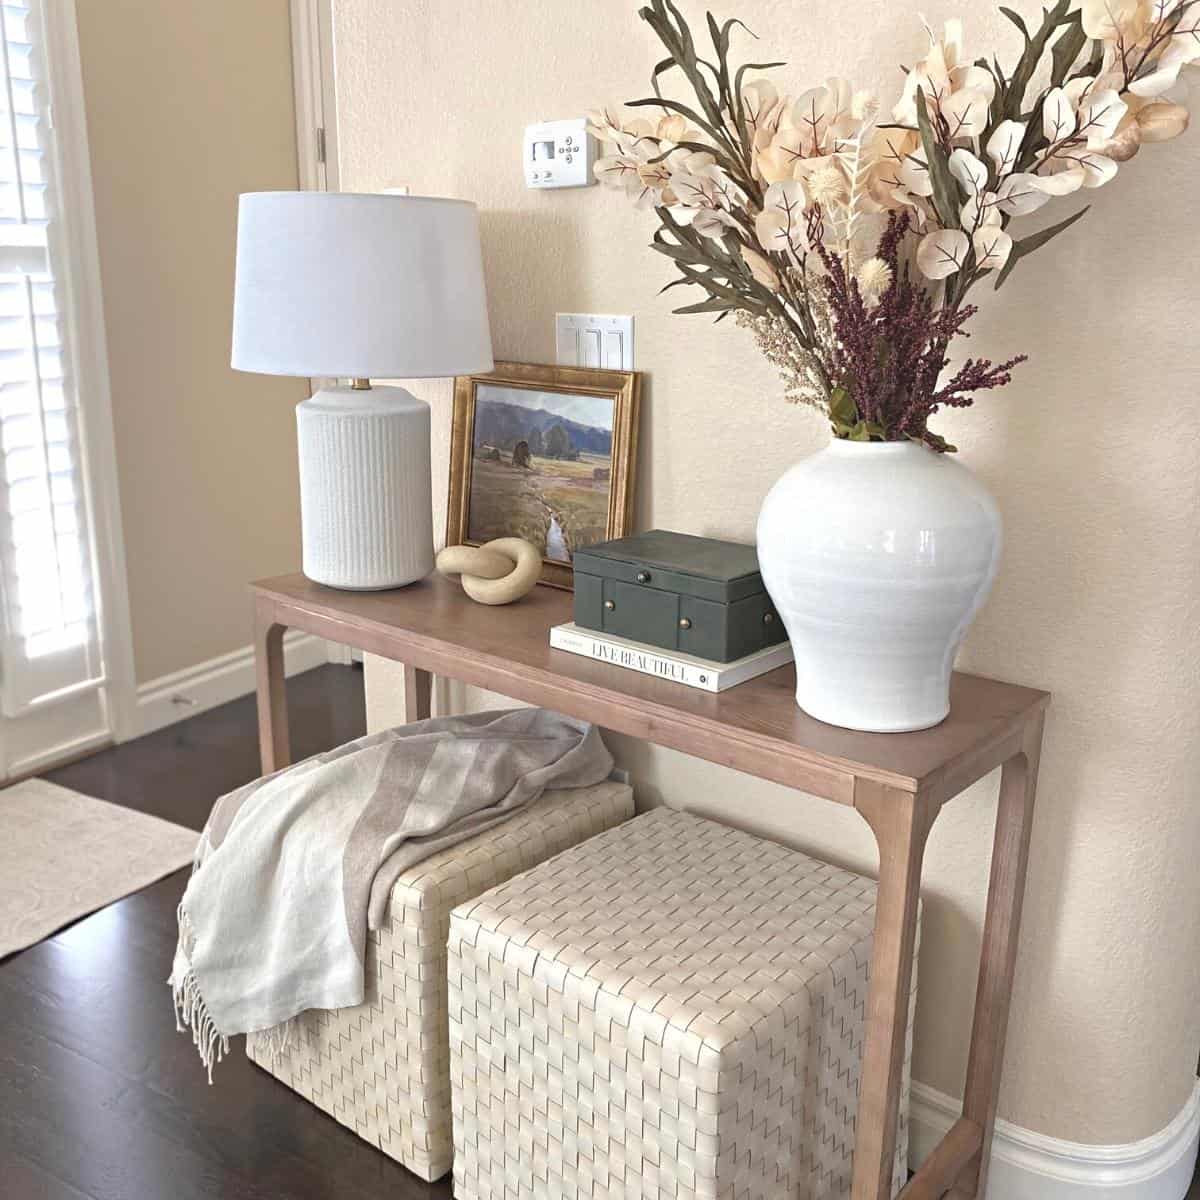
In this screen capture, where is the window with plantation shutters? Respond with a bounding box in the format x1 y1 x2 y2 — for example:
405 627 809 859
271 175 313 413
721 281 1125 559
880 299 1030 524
0 0 104 717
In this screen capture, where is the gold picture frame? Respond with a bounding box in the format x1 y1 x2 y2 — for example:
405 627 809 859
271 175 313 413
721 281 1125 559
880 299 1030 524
447 361 640 590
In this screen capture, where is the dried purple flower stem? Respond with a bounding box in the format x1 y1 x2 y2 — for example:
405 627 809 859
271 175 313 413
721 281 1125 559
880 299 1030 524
815 211 1027 450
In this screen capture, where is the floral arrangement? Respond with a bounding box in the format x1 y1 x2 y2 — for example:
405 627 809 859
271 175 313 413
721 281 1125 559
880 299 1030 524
590 0 1195 450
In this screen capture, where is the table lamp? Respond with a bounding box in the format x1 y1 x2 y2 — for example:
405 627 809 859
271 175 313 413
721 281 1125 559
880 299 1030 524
231 191 493 590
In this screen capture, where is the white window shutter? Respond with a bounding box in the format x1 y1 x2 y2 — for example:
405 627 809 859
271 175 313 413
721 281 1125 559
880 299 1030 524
0 0 104 716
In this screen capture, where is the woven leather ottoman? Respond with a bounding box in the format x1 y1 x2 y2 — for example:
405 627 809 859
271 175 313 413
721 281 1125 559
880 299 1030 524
248 779 634 1182
448 808 916 1199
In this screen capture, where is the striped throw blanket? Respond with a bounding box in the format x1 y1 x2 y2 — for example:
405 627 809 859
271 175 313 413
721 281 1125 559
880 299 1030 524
170 708 612 1079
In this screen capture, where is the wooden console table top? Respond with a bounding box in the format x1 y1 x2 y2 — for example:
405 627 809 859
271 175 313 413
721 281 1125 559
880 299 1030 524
252 571 1045 808
252 570 1049 1200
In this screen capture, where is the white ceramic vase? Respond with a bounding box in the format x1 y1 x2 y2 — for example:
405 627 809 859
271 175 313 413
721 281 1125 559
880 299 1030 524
756 440 1001 733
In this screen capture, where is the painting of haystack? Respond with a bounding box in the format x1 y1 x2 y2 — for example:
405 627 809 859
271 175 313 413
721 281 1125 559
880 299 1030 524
467 384 614 563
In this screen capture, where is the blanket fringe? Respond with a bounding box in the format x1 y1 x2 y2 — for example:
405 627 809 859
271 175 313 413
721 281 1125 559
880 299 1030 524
171 966 229 1084
171 903 228 1084
171 899 302 1079
248 1017 301 1062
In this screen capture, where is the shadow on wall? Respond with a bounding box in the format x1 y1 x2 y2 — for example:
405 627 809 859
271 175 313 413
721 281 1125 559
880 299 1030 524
476 208 584 357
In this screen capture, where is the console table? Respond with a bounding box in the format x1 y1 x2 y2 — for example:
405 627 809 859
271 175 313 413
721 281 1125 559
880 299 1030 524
253 571 1048 1200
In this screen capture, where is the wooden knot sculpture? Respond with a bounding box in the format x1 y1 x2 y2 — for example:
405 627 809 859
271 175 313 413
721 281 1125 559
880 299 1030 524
435 537 541 606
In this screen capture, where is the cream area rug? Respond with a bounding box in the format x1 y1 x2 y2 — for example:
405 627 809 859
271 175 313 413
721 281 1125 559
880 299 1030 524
0 778 198 960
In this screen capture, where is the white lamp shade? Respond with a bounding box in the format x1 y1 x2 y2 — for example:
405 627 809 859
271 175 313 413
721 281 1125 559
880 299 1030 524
231 191 494 379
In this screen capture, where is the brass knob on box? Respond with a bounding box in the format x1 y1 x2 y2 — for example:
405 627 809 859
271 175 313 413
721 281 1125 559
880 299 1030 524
679 618 692 630
764 612 775 624
637 571 651 583
604 599 615 611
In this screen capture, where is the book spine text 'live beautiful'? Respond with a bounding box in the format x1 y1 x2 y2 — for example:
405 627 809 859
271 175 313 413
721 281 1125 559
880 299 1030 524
549 626 720 692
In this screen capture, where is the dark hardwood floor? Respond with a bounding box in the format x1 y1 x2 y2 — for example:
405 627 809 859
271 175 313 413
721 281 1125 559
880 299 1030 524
2 665 452 1200
3 664 1197 1199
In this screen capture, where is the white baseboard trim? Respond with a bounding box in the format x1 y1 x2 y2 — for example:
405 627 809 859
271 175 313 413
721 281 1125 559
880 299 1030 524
910 1080 1200 1200
8 728 113 779
132 632 331 739
324 640 355 665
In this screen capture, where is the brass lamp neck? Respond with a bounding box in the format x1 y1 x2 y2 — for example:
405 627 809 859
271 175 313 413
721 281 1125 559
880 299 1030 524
351 377 372 390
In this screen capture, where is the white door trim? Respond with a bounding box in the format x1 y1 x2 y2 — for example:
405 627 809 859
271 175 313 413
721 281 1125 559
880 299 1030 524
41 0 138 745
910 1080 1200 1199
290 0 339 193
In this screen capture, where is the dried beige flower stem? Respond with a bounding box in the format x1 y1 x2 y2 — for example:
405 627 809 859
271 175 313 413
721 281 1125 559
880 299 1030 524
736 309 834 410
785 249 836 391
737 262 840 411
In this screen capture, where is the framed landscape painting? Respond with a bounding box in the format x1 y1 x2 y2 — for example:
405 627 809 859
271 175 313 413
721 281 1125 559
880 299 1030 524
447 362 640 589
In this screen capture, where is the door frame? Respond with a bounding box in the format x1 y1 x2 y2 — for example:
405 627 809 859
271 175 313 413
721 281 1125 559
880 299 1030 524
290 0 340 194
12 0 139 763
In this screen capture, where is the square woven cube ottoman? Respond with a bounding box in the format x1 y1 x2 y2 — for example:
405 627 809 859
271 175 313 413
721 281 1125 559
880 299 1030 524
248 779 634 1182
448 808 916 1200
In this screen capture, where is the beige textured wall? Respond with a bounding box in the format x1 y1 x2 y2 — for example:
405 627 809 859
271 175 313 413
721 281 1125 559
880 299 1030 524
336 0 1200 1145
77 0 307 683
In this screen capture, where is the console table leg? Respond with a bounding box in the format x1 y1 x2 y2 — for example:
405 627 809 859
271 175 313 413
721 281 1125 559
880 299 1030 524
403 664 432 723
255 615 290 775
950 714 1045 1199
852 783 938 1200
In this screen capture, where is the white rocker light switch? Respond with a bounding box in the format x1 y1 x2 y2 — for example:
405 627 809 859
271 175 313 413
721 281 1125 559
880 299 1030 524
556 313 635 370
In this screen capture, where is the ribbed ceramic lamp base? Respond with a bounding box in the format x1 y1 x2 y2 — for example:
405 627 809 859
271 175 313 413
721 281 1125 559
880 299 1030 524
296 386 434 590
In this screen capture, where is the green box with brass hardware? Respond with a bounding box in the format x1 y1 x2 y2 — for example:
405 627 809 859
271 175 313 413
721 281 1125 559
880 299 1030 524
572 530 786 663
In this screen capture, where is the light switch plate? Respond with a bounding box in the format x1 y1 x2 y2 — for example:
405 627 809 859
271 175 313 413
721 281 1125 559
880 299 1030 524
524 118 596 189
556 313 634 370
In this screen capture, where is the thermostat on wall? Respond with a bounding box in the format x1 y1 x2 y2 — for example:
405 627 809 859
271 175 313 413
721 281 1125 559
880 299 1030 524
523 118 597 189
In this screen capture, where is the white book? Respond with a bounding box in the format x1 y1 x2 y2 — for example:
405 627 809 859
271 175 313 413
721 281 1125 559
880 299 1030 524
549 622 793 694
